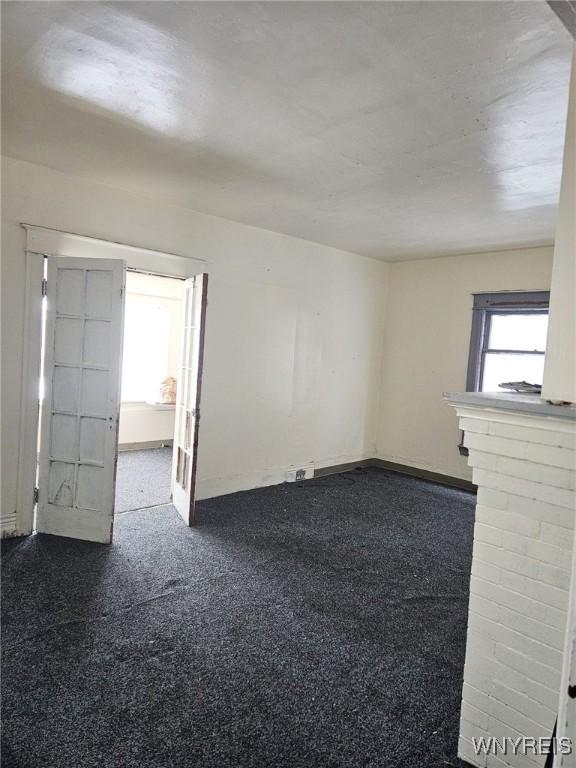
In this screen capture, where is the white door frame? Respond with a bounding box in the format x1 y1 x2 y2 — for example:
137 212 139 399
14 251 45 537
15 223 207 538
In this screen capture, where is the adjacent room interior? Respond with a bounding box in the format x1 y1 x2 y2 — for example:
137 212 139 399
1 3 575 768
116 271 184 514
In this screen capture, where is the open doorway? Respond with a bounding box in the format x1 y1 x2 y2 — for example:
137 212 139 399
22 229 208 543
114 271 185 514
18 224 210 542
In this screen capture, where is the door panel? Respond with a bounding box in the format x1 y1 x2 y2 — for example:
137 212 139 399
37 257 125 543
172 273 208 525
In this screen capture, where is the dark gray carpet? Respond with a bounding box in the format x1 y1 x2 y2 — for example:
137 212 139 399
1 468 474 768
115 447 172 513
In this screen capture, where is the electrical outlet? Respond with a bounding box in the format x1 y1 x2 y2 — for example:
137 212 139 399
285 464 314 483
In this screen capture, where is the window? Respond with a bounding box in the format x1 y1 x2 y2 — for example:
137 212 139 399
121 298 171 402
459 291 550 456
466 291 550 394
120 273 184 403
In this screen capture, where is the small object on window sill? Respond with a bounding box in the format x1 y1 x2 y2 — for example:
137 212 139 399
498 381 542 394
159 376 177 405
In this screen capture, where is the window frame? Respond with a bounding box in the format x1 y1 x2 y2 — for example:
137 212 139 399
459 290 550 456
465 291 550 393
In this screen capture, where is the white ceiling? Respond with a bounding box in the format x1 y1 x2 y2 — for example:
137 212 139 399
1 1 573 261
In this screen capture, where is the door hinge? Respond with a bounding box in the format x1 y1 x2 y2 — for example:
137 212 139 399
33 486 39 504
41 278 47 296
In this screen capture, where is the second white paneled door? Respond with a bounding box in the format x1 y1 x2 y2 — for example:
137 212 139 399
172 273 208 525
37 257 125 543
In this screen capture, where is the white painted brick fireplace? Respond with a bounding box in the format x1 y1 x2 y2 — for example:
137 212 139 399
445 392 576 768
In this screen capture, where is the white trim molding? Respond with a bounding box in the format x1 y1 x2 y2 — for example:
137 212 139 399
21 223 208 279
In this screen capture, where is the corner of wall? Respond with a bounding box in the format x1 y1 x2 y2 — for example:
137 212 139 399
364 260 392 458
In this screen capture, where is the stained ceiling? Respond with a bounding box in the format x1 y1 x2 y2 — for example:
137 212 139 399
1 1 573 260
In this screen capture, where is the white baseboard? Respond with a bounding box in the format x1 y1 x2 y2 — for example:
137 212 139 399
1 515 19 539
118 441 173 452
195 453 369 501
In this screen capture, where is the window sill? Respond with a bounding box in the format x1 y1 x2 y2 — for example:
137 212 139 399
120 401 176 412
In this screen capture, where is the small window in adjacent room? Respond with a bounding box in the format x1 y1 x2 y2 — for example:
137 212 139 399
121 272 184 404
466 291 550 394
122 300 171 402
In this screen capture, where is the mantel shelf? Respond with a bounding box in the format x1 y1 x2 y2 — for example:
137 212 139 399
444 391 576 421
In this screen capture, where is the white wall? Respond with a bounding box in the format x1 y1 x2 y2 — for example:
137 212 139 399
543 51 576 405
118 404 175 448
375 247 554 482
1 156 388 529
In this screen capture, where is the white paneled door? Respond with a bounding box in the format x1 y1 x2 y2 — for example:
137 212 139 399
172 274 208 525
37 257 125 543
